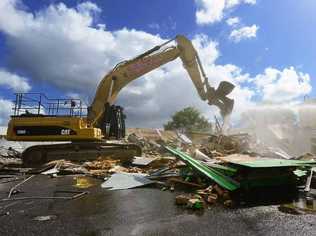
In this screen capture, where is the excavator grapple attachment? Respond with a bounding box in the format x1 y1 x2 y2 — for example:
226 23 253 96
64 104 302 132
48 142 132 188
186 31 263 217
207 81 235 117
217 81 235 96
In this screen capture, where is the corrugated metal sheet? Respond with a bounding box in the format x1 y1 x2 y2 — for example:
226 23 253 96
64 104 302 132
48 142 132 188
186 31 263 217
218 154 316 168
165 146 240 191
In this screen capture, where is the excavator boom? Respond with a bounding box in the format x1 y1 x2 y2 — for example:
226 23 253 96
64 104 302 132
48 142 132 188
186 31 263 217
88 35 234 128
6 34 235 166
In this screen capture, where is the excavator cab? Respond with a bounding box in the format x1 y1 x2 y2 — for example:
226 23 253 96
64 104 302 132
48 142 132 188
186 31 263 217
97 103 126 139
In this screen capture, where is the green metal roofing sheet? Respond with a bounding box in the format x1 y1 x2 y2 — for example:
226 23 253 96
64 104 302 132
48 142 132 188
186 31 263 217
165 146 240 191
233 159 316 168
218 154 316 168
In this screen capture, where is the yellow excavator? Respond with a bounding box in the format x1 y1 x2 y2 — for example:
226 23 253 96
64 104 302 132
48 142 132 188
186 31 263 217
6 35 234 166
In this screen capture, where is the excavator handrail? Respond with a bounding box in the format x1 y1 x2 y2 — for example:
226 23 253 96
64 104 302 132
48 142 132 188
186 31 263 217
12 92 86 117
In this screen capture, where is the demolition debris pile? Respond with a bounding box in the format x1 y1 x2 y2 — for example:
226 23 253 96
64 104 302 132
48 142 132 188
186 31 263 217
0 128 315 211
0 129 316 212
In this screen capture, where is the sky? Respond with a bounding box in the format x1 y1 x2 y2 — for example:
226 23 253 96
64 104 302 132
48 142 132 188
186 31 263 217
0 0 315 127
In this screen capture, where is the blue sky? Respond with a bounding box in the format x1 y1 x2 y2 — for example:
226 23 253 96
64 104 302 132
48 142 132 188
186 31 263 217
0 0 315 127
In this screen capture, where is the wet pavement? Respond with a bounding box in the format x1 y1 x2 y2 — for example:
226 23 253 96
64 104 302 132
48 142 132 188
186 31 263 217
0 175 315 236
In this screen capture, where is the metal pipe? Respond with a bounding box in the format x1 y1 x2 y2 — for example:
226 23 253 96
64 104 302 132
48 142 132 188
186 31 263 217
7 175 35 199
2 191 89 201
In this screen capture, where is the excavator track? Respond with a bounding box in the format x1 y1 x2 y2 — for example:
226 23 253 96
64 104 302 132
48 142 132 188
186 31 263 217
22 142 142 167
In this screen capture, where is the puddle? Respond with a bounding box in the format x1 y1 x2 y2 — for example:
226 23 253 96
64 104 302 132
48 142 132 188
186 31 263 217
73 176 96 189
279 194 316 214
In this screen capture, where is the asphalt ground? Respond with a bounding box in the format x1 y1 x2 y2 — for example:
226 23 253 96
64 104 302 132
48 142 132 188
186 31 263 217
0 175 315 236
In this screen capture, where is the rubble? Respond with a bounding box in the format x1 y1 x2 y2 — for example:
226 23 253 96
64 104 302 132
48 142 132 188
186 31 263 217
101 173 155 190
43 160 90 175
0 148 20 159
175 194 205 209
187 197 204 210
0 146 22 168
74 176 95 188
207 193 218 204
1 173 89 202
132 156 157 166
304 167 316 192
167 177 205 188
0 128 315 212
175 194 191 205
33 215 57 221
198 133 251 156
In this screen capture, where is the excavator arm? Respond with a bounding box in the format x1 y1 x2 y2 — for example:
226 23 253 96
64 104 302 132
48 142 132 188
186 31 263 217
5 35 235 165
88 35 235 129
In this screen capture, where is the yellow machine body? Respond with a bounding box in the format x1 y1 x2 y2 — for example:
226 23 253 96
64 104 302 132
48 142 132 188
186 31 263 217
6 116 102 141
6 35 234 144
4 35 235 166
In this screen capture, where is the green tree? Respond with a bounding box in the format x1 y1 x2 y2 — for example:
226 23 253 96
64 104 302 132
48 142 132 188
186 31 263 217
164 107 212 132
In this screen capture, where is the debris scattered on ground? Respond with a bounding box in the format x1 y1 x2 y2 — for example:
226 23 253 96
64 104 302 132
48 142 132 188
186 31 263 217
187 196 204 210
0 145 22 168
1 190 89 202
0 146 21 159
177 132 192 145
304 167 316 192
167 177 205 189
175 194 191 205
33 215 57 221
279 192 316 215
101 172 155 190
175 194 205 210
0 211 10 217
74 176 96 189
7 175 35 199
132 156 157 166
0 128 315 212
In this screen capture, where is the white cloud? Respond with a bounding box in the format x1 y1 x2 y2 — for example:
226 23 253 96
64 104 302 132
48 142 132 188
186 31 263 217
1 0 235 127
0 98 13 126
0 0 33 35
229 24 258 42
253 67 312 102
0 0 312 128
77 1 101 14
226 0 256 8
195 0 256 25
196 0 226 25
0 69 31 92
226 17 240 26
117 34 238 127
0 0 164 95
